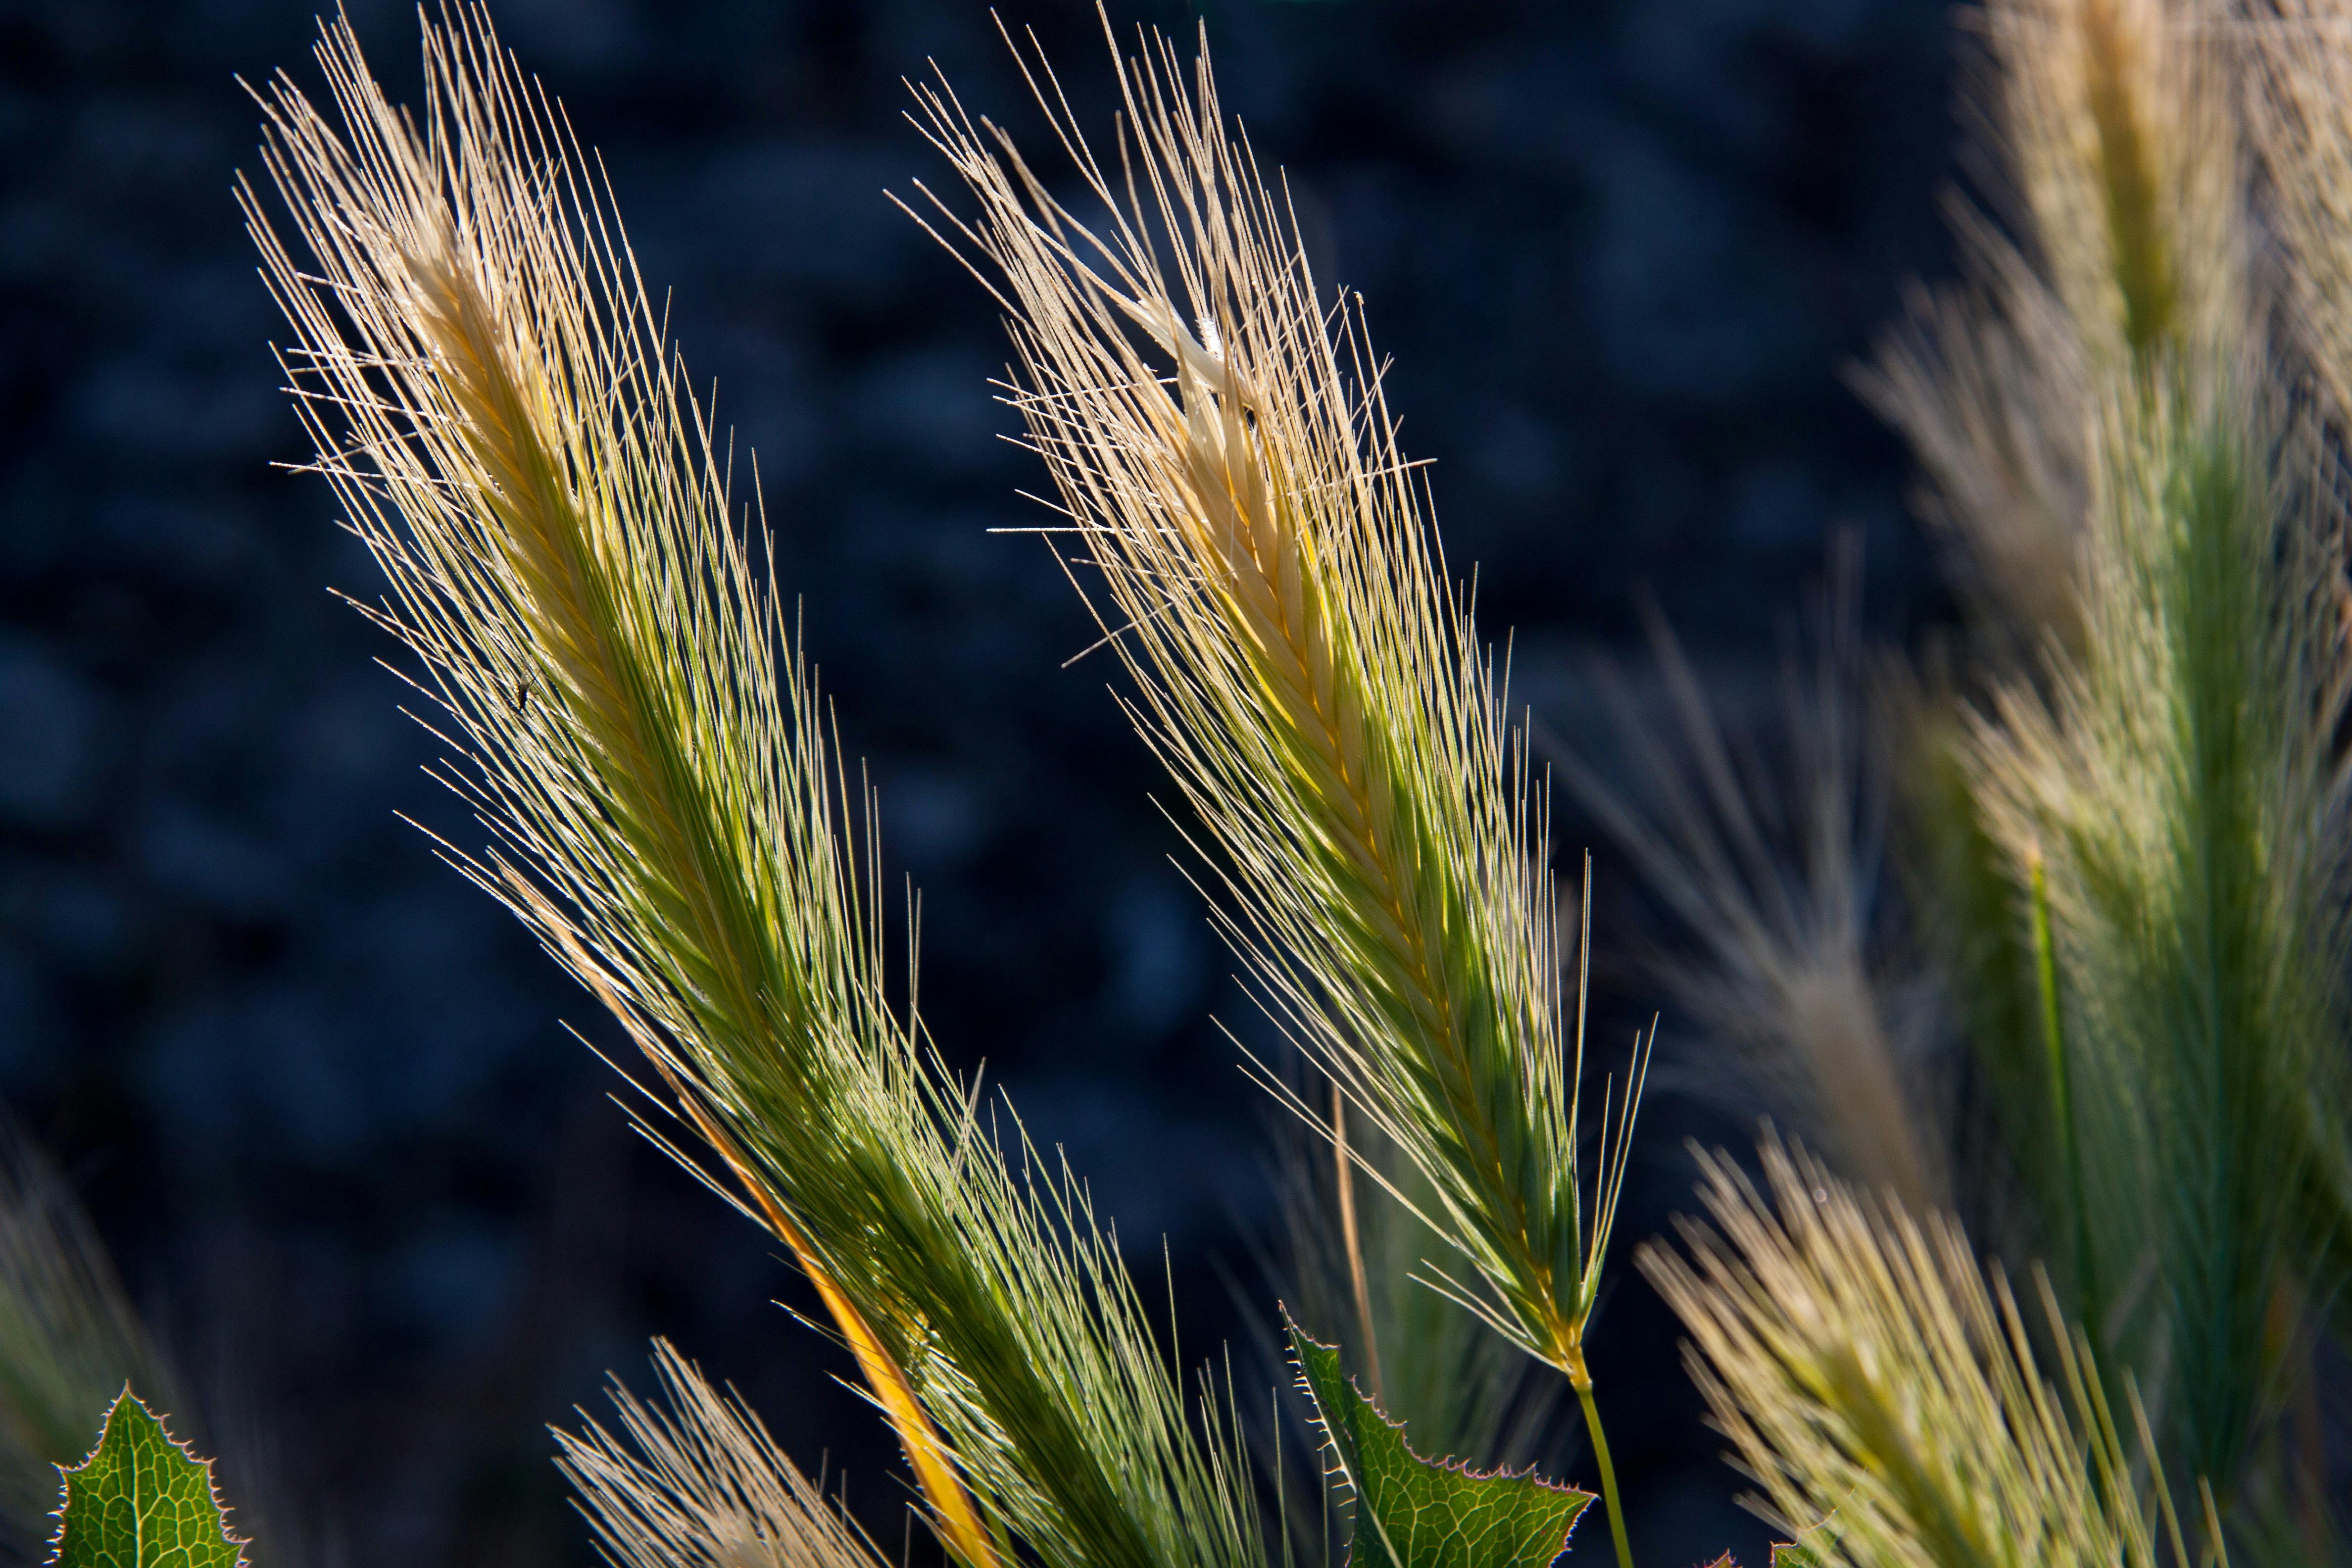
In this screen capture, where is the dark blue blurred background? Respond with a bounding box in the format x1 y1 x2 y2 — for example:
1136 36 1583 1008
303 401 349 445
0 1 1958 1563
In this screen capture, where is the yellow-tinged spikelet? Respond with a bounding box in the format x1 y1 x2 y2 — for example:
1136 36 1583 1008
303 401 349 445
558 1342 893 1568
904 28 1648 1567
1643 1140 2220 1568
903 22 1644 1381
1857 0 2243 642
243 13 995 1564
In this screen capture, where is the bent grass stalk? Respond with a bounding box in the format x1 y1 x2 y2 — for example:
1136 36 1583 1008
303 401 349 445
2024 847 2095 1331
1328 1088 1385 1408
905 26 1646 1567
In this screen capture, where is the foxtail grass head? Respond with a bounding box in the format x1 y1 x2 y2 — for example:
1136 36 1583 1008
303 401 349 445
1985 0 2240 373
245 14 1269 1568
557 1341 891 1568
1559 557 1949 1219
904 15 1646 1389
1856 0 2246 649
1644 1138 2224 1568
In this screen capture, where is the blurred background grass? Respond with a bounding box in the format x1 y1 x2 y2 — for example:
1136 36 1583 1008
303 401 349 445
0 1 1957 1563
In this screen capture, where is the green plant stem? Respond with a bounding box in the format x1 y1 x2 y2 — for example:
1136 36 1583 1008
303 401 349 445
2028 849 2097 1332
1565 1344 1635 1568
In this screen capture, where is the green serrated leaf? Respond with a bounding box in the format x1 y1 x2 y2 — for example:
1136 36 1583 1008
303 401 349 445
1290 1321 1590 1568
48 1387 244 1568
1771 1535 1825 1568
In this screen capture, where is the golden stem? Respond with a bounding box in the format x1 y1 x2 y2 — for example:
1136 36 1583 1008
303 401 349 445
528 879 1002 1568
1330 1083 1384 1405
734 1156 1002 1568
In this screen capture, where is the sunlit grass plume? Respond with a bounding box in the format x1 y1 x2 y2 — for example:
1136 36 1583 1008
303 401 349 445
1644 1139 2224 1568
243 13 1263 1568
904 25 1648 1568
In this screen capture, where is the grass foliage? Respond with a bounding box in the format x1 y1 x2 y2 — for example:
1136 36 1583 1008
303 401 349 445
242 15 1260 1568
900 29 1655 1564
1857 0 2352 1517
555 1341 890 1568
902 30 1646 1396
1962 371 2352 1488
1589 0 2352 1542
1643 1139 2221 1568
14 1 2352 1567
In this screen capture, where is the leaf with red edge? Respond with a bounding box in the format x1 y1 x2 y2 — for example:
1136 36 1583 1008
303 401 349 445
48 1388 244 1568
1290 1320 1590 1568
